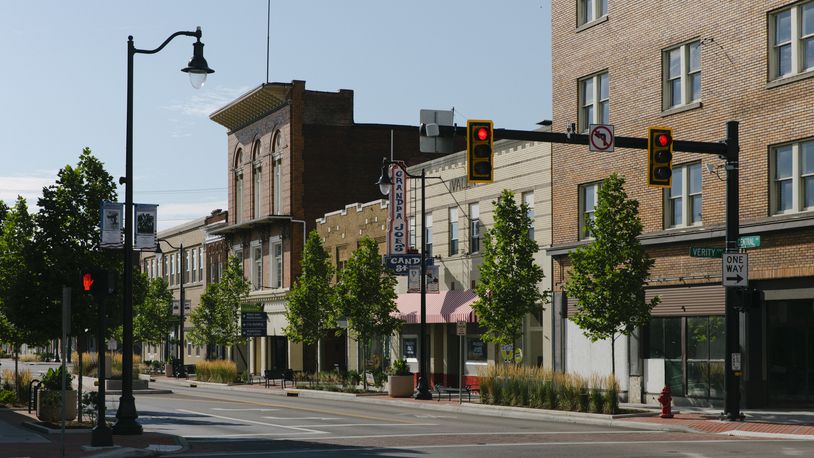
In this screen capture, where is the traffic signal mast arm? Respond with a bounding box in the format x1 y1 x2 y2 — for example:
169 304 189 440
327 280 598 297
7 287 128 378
436 125 730 157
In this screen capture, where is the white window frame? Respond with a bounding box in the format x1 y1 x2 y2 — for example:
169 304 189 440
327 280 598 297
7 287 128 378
771 139 814 214
448 207 459 256
579 182 600 240
769 2 814 80
251 240 263 291
578 0 608 26
578 71 609 132
270 236 283 289
469 203 480 254
198 246 204 281
424 213 433 259
253 163 262 219
523 191 535 241
663 40 701 110
664 163 703 228
273 157 282 215
409 215 416 250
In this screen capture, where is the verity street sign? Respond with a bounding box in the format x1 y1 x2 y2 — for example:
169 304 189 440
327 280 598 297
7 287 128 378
588 124 615 152
689 247 724 258
722 253 748 287
738 235 761 249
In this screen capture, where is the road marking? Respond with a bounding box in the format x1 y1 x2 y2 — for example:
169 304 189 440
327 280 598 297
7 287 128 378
175 408 325 434
261 416 340 421
213 408 279 412
287 423 438 428
305 430 667 440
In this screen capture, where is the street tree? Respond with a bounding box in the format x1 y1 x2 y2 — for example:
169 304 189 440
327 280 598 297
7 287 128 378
335 236 401 390
35 148 119 341
187 255 250 360
284 230 336 371
134 275 177 348
565 173 659 376
472 189 549 354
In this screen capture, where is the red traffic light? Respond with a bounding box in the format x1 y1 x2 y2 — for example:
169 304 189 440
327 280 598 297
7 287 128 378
476 127 489 141
83 273 94 292
657 133 671 147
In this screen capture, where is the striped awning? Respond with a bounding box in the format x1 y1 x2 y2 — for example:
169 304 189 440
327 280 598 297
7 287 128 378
395 289 479 324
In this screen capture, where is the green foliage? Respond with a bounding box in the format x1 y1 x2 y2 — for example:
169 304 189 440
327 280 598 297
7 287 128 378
565 173 659 374
41 366 74 391
0 389 15 405
195 359 238 384
473 190 549 345
133 276 177 346
389 359 411 376
335 237 401 389
188 255 249 351
284 231 336 345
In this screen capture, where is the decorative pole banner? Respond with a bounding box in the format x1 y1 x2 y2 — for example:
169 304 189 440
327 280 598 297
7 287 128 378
387 163 409 255
100 201 124 248
134 204 158 251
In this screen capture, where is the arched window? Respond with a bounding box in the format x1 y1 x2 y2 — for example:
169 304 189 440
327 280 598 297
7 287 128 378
252 140 262 219
272 130 283 215
234 148 244 224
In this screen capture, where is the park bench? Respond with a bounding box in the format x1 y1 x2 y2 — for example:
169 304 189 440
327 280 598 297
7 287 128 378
264 368 295 388
433 384 473 402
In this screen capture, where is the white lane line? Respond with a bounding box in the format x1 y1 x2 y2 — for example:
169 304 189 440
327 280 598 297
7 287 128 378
212 408 279 412
287 423 438 428
261 416 340 421
306 430 667 440
175 408 325 434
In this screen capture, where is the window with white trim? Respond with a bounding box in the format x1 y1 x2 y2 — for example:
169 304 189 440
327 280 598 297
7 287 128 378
273 157 282 215
523 191 535 241
252 140 262 219
770 2 814 80
578 72 609 132
448 207 459 256
579 182 600 240
409 216 416 250
251 242 263 290
469 203 481 254
185 250 191 284
271 238 283 289
664 40 701 110
665 163 702 228
235 149 244 224
424 213 433 259
198 246 204 281
771 139 814 214
578 0 608 26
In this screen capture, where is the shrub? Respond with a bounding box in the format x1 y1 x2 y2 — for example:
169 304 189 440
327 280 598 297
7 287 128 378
195 360 237 384
346 370 361 387
40 367 74 391
389 359 411 376
19 354 42 363
0 389 15 405
603 375 619 414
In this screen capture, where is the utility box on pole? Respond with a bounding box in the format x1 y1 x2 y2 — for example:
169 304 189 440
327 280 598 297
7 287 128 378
419 109 454 154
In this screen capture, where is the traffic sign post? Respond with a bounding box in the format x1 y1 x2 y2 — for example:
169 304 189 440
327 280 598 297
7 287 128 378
722 253 748 287
457 321 466 404
588 124 615 152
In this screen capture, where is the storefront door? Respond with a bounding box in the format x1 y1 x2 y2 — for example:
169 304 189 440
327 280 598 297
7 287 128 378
767 300 814 405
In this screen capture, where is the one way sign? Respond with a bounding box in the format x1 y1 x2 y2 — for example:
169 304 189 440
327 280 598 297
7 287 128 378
722 253 748 287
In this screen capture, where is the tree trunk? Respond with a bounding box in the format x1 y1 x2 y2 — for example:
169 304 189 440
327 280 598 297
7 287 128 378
362 339 368 392
13 346 19 399
77 336 84 423
610 334 616 377
316 338 322 373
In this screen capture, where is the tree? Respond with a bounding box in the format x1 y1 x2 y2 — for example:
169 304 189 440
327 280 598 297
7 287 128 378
187 255 249 359
472 190 549 351
335 236 401 390
133 275 177 347
565 173 659 375
35 148 119 340
284 230 336 371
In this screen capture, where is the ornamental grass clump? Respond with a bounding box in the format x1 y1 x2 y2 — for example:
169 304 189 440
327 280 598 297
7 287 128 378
195 360 237 384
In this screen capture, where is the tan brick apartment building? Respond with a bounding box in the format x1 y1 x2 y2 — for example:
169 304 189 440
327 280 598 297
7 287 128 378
549 1 814 407
207 80 440 375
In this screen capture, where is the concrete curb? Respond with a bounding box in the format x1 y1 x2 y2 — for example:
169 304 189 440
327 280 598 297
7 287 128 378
22 421 92 435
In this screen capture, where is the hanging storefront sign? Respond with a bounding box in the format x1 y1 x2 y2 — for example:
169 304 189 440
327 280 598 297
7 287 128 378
134 204 158 250
387 163 409 255
100 201 124 248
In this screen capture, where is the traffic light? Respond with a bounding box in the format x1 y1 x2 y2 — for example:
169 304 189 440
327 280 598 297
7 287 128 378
467 120 494 183
80 269 111 297
647 127 673 188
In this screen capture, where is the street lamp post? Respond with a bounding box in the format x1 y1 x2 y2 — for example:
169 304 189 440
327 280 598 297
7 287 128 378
156 240 187 378
115 27 213 435
377 159 434 400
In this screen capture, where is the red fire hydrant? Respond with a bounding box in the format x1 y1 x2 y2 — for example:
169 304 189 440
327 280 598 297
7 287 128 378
658 386 674 418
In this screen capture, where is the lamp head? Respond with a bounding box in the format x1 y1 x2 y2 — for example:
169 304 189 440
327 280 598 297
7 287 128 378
181 27 214 89
376 162 393 196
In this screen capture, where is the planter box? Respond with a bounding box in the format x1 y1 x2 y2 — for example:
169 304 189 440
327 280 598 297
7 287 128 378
105 379 148 390
387 375 414 398
37 390 77 422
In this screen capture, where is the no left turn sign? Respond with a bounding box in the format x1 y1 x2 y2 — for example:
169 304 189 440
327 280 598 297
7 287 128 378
589 124 615 152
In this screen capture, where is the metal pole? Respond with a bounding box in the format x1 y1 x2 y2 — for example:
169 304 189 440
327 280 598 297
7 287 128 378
113 35 142 435
723 120 743 421
415 169 432 399
459 334 463 404
179 243 186 378
61 287 69 456
92 287 113 446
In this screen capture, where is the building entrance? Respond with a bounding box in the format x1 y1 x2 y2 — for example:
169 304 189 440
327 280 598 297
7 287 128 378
767 299 814 405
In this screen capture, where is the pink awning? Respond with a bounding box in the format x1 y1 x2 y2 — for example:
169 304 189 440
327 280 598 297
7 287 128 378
395 289 479 324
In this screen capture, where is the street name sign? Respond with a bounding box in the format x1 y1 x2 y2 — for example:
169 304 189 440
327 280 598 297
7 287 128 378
689 247 724 258
738 235 761 249
722 253 748 287
588 124 615 152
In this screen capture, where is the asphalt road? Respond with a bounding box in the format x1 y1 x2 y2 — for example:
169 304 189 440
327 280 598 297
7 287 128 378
136 380 814 457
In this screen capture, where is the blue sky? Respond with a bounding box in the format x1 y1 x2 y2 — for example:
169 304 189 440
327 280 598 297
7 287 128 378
0 1 552 230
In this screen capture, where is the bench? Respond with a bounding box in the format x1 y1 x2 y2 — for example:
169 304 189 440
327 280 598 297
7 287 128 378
433 384 472 402
264 368 295 389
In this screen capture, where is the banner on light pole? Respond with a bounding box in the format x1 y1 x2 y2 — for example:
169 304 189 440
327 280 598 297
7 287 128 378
100 201 124 248
134 204 158 250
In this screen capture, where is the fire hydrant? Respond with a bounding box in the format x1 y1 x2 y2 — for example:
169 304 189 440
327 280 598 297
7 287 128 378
658 386 674 418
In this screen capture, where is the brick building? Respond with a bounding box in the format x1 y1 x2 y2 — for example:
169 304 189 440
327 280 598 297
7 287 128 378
549 1 814 407
208 80 441 375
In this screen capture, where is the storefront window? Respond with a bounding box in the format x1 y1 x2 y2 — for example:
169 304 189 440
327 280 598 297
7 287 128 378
466 336 487 362
402 336 418 361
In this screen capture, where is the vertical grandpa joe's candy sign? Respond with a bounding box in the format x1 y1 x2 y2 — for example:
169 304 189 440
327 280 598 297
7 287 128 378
387 164 409 255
